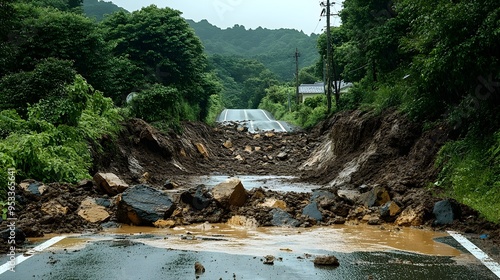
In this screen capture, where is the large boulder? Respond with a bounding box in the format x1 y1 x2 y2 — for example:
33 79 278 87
77 197 110 223
302 202 323 221
93 173 129 196
433 200 461 225
211 178 248 207
358 186 390 207
270 209 300 227
117 185 176 226
395 206 425 227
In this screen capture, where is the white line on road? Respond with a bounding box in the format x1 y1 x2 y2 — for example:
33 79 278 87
0 236 67 274
260 110 286 132
447 231 500 278
244 110 254 132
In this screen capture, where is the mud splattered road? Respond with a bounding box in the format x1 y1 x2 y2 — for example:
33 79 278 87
1 224 498 280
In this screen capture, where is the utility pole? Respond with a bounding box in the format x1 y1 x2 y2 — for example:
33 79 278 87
321 0 333 113
295 48 300 104
320 0 340 113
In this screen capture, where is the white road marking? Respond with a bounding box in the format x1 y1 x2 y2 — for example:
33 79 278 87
243 110 254 132
0 236 67 274
447 231 500 278
260 110 287 132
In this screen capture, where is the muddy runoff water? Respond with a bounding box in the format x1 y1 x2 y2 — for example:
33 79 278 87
19 223 496 280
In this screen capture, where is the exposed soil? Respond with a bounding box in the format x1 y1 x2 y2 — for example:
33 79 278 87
1 111 499 261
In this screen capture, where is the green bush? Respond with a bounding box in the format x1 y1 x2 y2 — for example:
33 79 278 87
129 84 184 132
0 75 122 186
436 133 500 223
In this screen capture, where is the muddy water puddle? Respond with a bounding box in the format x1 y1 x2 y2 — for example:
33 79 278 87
100 223 461 257
21 224 497 280
174 175 322 193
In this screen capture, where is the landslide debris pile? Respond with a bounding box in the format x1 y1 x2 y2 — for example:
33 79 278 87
2 112 499 253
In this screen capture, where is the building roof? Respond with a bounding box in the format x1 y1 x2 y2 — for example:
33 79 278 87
299 82 325 94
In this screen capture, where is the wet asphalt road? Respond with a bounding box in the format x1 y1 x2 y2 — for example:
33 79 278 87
217 109 295 133
0 230 498 280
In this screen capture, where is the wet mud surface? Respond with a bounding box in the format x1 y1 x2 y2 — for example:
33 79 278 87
3 224 497 280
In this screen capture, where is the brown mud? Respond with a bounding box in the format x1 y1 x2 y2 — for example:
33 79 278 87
1 110 499 261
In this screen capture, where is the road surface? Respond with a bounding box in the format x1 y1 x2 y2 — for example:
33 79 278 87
1 225 499 280
217 109 295 133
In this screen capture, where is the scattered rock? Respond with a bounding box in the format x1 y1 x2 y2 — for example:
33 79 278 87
195 143 209 158
367 217 381 225
127 156 144 176
19 181 48 196
244 146 253 153
235 155 244 161
337 189 361 203
153 219 176 228
117 184 176 226
41 200 68 216
263 255 275 265
227 216 258 228
163 180 177 190
77 197 110 223
313 255 340 266
433 200 461 225
181 186 212 210
93 173 129 196
211 178 248 207
223 140 233 149
264 132 275 138
395 206 425 227
277 152 288 160
358 187 390 207
258 198 287 210
380 201 402 221
311 190 336 207
302 202 323 221
270 209 300 227
194 262 205 274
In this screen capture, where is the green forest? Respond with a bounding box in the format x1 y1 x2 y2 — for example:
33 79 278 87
0 0 499 222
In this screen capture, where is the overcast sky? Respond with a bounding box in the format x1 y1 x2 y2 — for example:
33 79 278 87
110 0 343 35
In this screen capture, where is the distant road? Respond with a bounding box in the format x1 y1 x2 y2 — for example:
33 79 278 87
217 109 294 133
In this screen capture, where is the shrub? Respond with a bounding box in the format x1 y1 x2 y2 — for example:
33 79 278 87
435 133 500 223
129 84 183 132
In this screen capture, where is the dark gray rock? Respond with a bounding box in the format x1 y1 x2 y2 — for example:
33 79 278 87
181 186 212 211
100 221 121 229
314 255 339 266
117 185 176 226
311 190 336 207
270 209 300 227
95 198 111 208
276 152 288 160
358 187 390 207
302 202 323 221
433 200 461 225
